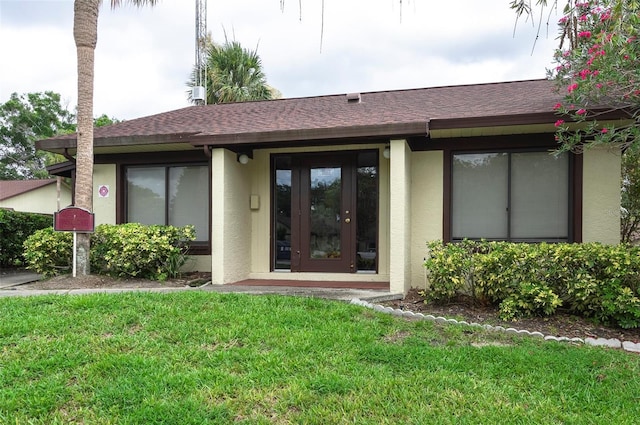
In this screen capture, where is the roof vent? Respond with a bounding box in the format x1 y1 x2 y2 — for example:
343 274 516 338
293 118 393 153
346 92 361 103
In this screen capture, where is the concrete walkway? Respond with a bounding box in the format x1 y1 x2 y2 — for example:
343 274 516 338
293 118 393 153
0 269 42 289
0 271 403 303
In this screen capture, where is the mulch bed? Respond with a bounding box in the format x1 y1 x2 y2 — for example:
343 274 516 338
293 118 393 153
381 289 640 343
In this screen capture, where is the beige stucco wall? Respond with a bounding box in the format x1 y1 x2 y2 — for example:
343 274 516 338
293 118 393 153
93 164 117 225
183 254 212 273
210 148 252 284
388 139 412 294
0 181 71 214
410 151 444 290
582 145 621 245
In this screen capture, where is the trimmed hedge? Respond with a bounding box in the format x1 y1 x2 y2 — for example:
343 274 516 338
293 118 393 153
23 223 196 280
424 240 640 328
0 209 52 267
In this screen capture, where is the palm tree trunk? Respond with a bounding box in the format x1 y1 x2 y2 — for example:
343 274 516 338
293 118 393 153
73 0 100 276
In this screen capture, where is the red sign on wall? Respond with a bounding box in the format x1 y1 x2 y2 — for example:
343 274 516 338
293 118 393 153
54 207 95 233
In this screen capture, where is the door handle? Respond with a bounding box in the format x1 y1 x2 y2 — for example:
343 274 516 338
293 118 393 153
344 218 351 223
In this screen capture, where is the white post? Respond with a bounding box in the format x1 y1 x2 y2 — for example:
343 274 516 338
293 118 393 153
73 231 77 278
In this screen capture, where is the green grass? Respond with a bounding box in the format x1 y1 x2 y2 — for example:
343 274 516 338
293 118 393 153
1 292 639 424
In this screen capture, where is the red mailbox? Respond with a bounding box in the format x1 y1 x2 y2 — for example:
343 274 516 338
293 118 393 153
54 206 95 233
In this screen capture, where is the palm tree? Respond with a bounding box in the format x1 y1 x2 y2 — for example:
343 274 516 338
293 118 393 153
188 40 275 104
73 0 158 276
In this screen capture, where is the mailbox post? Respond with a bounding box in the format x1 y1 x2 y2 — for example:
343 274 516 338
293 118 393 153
54 206 95 277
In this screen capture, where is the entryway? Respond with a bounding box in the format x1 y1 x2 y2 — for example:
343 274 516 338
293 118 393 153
273 151 378 273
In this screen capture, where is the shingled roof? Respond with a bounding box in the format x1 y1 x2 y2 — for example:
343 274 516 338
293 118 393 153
36 79 563 154
0 179 57 201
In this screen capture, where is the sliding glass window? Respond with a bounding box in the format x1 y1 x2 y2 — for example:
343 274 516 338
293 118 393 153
452 151 569 242
126 164 210 243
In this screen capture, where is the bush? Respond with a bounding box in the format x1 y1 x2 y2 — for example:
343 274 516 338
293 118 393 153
23 223 196 280
424 240 640 328
91 223 195 280
0 209 52 267
423 240 471 302
22 227 72 277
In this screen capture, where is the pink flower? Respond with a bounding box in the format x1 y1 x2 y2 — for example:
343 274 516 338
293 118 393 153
553 103 563 110
579 14 588 22
596 83 603 89
576 109 587 115
579 69 591 80
601 128 608 134
578 31 591 38
555 120 565 127
559 16 568 24
567 83 579 93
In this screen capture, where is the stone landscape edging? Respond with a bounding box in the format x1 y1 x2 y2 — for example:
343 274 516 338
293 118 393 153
350 298 640 354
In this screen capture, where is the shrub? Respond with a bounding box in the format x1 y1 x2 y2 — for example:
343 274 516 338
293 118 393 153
22 227 73 277
423 241 470 302
90 223 195 280
23 223 196 281
424 240 640 328
0 209 52 267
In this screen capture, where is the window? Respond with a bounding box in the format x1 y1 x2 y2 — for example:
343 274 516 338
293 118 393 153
451 151 569 242
126 164 210 244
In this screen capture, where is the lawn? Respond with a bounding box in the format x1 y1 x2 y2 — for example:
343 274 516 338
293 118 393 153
1 292 639 424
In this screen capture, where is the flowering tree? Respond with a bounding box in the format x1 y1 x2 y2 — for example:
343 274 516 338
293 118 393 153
513 0 639 241
552 0 639 242
548 0 639 153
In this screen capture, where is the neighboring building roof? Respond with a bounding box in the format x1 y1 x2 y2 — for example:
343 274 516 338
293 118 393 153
0 179 57 201
37 79 564 154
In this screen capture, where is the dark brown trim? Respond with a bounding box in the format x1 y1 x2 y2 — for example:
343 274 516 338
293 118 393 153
189 122 429 147
35 132 200 151
573 153 583 243
96 150 208 164
411 133 561 152
116 163 123 224
429 112 559 131
442 148 452 242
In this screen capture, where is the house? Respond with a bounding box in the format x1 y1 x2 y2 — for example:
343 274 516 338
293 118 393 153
35 79 624 294
0 179 72 214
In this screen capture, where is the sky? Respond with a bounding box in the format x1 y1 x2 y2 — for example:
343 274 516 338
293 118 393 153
0 0 563 120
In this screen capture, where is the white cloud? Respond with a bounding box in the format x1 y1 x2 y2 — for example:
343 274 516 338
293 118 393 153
0 0 563 119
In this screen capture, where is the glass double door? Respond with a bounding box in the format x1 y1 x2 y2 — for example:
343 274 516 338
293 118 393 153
275 152 380 273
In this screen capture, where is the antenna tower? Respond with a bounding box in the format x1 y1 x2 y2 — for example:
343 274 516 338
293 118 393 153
194 0 207 105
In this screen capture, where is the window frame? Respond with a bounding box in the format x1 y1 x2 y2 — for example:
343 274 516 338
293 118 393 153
114 153 211 255
439 134 582 243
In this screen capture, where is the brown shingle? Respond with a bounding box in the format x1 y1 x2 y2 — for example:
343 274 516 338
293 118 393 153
37 79 562 151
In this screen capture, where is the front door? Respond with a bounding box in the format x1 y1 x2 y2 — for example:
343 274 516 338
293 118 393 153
292 154 356 272
273 151 378 274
